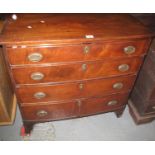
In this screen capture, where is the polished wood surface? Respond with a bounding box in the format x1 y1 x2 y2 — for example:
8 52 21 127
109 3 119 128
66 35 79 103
0 14 153 45
17 75 135 104
11 57 142 84
6 39 149 65
21 92 128 121
80 92 128 116
1 14 153 132
21 100 79 121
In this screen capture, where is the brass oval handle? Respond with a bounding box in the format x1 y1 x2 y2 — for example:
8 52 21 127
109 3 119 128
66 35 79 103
83 46 90 54
118 64 129 72
28 53 43 62
34 92 46 99
37 110 48 117
31 72 44 80
107 100 118 106
113 82 123 89
82 64 87 71
124 46 136 54
79 83 84 90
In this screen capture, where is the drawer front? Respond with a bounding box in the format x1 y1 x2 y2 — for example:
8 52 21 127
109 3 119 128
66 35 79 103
7 39 148 65
21 100 79 121
12 57 142 84
21 92 129 121
16 75 135 104
80 92 129 116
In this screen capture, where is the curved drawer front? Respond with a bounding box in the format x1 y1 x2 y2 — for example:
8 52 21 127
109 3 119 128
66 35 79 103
21 92 129 121
21 100 79 121
17 75 135 104
12 57 142 84
80 92 129 116
7 39 148 65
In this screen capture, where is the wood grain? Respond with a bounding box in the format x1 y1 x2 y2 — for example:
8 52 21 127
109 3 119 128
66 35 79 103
6 39 149 65
21 92 128 121
17 75 135 104
0 14 153 45
11 57 142 84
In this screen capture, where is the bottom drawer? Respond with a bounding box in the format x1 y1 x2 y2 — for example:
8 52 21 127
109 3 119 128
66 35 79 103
21 92 129 121
80 92 129 116
21 100 79 121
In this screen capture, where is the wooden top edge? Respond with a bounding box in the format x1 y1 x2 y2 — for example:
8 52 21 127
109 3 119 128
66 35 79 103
0 14 154 45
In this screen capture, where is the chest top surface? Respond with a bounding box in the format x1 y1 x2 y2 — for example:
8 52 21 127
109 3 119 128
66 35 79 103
0 13 153 45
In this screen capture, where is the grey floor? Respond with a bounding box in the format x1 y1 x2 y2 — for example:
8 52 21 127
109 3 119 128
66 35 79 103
0 106 155 141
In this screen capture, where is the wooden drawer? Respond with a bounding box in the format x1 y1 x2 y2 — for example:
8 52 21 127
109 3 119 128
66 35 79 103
80 92 129 116
21 92 128 121
12 57 142 84
16 75 135 104
6 39 148 65
21 100 79 121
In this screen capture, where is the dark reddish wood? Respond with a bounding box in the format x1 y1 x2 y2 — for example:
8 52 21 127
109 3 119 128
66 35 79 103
21 92 128 121
6 39 149 65
23 121 34 134
114 107 126 118
11 57 142 84
21 100 79 121
0 14 153 45
0 14 153 133
17 75 135 104
80 92 128 116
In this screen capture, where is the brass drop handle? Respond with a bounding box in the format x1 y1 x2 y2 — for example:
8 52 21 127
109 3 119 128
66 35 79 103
28 53 43 62
124 46 136 54
83 46 90 54
107 100 118 106
34 92 46 99
37 110 48 117
82 64 87 71
31 72 44 80
79 83 84 90
113 82 123 89
118 64 129 72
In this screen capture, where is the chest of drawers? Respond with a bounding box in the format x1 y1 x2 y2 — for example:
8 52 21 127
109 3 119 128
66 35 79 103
0 14 153 133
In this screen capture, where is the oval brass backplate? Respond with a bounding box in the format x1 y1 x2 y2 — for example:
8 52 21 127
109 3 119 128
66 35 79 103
28 53 43 62
124 46 136 54
34 92 46 99
118 64 129 72
31 72 44 80
107 100 118 106
113 82 123 89
37 110 48 117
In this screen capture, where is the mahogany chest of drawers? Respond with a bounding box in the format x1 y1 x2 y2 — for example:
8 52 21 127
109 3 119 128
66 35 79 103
0 14 153 133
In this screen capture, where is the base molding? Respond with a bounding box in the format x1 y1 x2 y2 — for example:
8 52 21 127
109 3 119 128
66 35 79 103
128 100 155 124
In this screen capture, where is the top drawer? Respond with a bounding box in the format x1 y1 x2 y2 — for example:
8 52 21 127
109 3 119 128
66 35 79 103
6 39 149 65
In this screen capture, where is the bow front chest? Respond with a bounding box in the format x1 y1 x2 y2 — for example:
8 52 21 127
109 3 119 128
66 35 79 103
0 14 153 133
